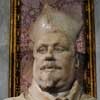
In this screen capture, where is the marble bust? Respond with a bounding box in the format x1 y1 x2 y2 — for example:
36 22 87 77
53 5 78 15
5 4 96 100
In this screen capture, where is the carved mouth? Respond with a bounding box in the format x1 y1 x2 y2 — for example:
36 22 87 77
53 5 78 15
40 65 62 71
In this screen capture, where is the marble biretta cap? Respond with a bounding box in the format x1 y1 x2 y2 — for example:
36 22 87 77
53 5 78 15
29 4 83 42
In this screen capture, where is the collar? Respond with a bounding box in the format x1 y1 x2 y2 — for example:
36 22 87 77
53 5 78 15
25 80 82 100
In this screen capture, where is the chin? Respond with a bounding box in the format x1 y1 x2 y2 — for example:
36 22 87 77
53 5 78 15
37 78 56 90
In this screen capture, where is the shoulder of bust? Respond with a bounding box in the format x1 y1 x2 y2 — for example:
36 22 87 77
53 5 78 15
80 94 96 100
4 94 25 100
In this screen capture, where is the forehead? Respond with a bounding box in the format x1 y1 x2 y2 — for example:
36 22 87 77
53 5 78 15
34 32 72 46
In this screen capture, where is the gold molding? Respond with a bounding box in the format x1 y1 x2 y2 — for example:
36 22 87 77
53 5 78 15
9 0 96 97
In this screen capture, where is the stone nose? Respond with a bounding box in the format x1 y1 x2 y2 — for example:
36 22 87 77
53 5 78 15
45 47 55 61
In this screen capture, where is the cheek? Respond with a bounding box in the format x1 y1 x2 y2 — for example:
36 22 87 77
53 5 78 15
56 52 74 64
34 54 45 63
57 54 74 75
34 54 46 71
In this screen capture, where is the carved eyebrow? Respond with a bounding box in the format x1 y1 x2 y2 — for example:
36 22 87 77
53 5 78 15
37 44 48 49
54 43 68 47
36 44 48 54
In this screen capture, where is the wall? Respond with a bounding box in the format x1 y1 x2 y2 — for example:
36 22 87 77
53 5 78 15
0 0 10 99
95 0 100 99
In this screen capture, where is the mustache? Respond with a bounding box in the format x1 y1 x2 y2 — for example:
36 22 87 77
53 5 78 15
40 63 62 70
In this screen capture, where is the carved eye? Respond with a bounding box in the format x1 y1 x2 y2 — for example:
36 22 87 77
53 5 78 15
54 46 68 53
55 47 64 52
37 46 47 54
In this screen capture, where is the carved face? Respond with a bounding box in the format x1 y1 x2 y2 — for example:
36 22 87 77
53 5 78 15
33 32 76 92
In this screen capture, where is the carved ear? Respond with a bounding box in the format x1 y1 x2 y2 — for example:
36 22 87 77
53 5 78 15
75 58 80 69
75 52 88 70
75 54 80 69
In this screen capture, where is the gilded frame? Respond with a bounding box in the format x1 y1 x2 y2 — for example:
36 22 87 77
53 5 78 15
9 0 97 98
